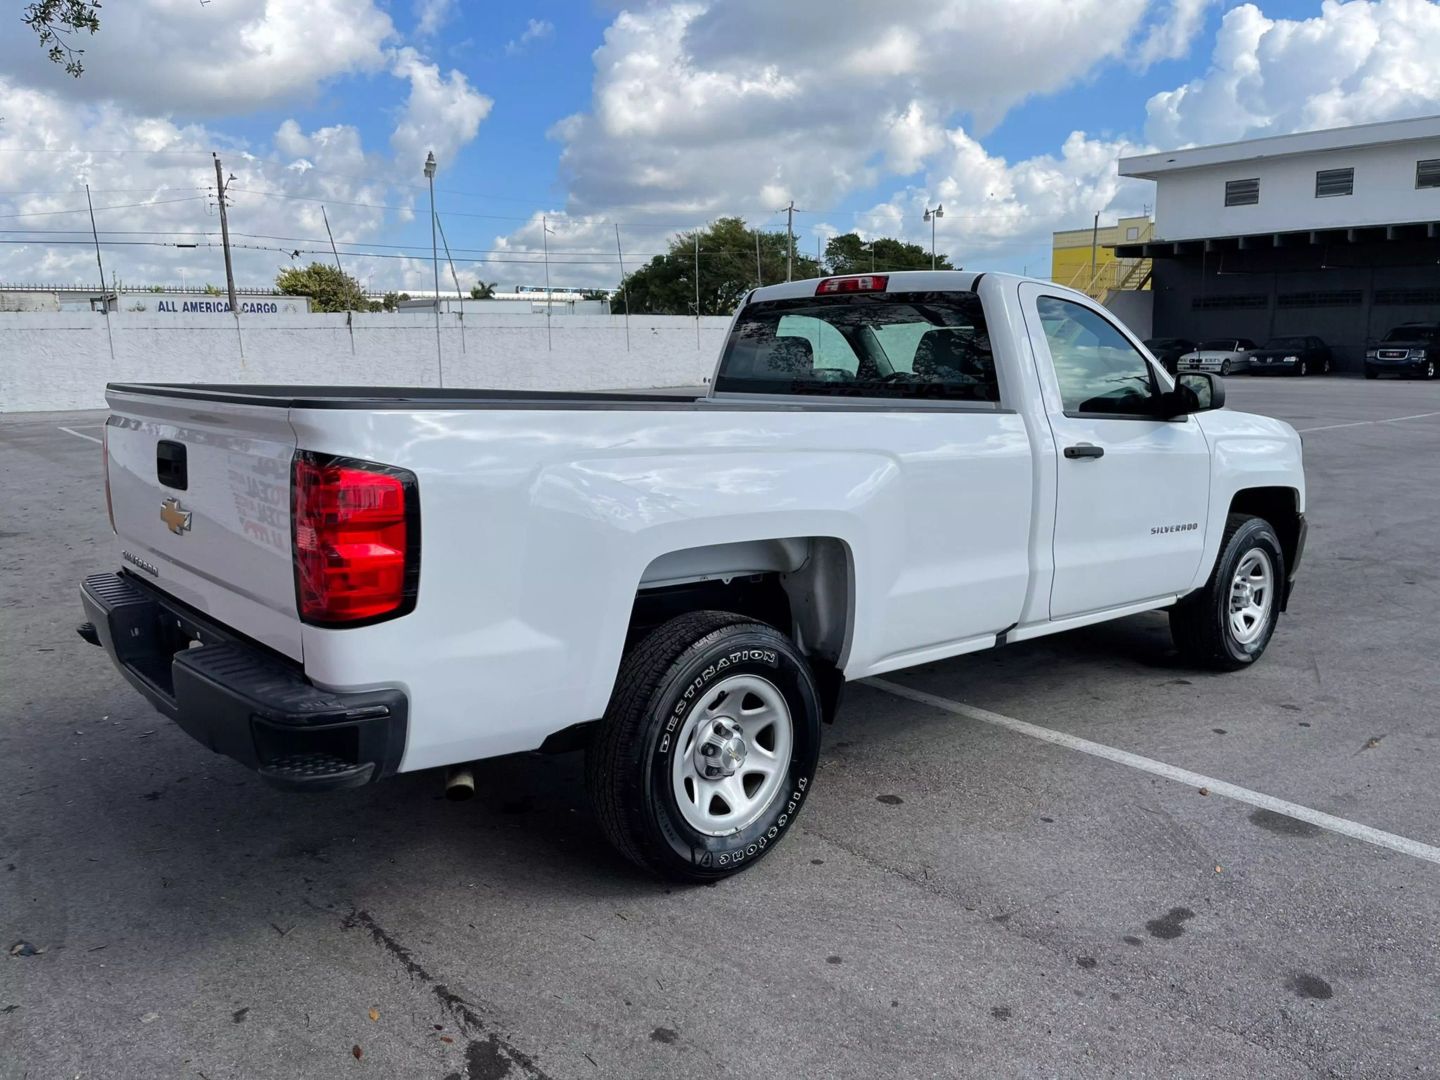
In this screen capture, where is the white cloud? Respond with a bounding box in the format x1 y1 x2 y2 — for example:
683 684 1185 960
1145 0 1440 148
506 19 555 55
388 47 494 167
852 129 1151 270
0 34 493 290
414 0 457 37
0 0 396 115
1134 0 1219 66
484 0 1172 284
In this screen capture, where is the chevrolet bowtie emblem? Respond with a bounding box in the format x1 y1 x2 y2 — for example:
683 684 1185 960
160 497 192 535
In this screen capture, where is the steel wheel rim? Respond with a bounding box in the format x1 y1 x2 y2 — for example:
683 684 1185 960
671 674 793 837
1228 548 1274 646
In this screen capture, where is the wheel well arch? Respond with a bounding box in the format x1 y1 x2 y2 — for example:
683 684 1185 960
1228 486 1301 576
626 536 856 692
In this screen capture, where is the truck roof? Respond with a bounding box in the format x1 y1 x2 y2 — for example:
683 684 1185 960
745 269 986 304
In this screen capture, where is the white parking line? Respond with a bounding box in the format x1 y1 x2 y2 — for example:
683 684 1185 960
58 426 102 444
1297 410 1440 433
867 677 1440 867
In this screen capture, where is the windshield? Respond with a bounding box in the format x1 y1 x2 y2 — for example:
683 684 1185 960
713 291 999 402
1262 337 1307 350
1197 339 1238 351
1383 326 1440 343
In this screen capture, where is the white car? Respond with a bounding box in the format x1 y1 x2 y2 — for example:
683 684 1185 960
1179 337 1258 375
80 271 1306 881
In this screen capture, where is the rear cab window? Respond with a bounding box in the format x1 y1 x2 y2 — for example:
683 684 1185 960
713 290 1000 403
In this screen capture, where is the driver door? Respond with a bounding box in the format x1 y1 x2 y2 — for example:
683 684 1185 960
1018 285 1212 619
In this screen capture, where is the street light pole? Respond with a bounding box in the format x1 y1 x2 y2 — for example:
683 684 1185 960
424 151 443 386
923 204 944 270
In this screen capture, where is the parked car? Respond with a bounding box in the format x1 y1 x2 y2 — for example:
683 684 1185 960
1249 336 1333 376
1365 323 1440 379
1180 338 1258 375
78 271 1306 881
1142 337 1195 375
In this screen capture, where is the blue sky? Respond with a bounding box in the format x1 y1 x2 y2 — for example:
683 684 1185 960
1 0 1437 290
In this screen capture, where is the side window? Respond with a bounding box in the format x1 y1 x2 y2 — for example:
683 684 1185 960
776 314 859 376
1035 296 1159 417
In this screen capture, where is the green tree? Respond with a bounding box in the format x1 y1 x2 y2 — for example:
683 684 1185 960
470 281 497 299
202 282 222 296
275 263 369 312
824 232 954 274
379 291 411 312
613 217 820 316
24 0 101 77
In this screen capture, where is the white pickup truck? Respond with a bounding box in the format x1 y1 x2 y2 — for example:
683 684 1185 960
80 271 1306 880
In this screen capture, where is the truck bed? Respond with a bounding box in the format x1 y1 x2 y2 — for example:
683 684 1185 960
107 383 708 410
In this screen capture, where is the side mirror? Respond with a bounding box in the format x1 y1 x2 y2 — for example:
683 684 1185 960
1164 372 1226 416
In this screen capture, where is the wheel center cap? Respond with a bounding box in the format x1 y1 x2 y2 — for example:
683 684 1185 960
695 717 747 779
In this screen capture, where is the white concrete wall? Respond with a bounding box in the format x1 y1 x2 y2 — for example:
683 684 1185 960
0 311 732 412
1152 137 1440 240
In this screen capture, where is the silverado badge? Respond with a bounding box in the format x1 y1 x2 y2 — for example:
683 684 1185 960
160 497 193 535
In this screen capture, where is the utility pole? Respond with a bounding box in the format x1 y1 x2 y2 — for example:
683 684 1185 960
614 223 630 351
694 232 701 347
84 184 114 359
783 200 795 281
541 216 554 351
1090 210 1100 295
212 154 238 317
321 205 355 354
755 230 763 289
424 151 442 383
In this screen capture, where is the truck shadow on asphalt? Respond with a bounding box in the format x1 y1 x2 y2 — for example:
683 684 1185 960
37 612 1202 912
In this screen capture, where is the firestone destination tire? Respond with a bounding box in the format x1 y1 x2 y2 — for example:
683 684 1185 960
586 611 823 881
1170 514 1285 671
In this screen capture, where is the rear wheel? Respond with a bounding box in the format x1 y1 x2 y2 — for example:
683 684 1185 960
1170 514 1285 671
586 611 822 881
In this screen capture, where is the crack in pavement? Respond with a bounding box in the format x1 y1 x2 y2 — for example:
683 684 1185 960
339 908 554 1080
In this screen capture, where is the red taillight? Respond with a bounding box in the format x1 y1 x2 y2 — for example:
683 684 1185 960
292 452 419 626
102 422 115 533
815 274 889 295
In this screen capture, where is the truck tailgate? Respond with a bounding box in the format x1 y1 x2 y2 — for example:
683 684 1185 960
105 388 301 659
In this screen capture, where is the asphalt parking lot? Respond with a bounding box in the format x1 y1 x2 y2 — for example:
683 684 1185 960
4 376 1440 1080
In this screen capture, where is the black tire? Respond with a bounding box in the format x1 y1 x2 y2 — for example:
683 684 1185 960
1220 360 1232 376
1297 359 1309 377
1425 360 1437 380
1170 514 1285 671
586 611 822 881
1365 367 1378 379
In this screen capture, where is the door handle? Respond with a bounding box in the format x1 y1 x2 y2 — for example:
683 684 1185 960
1064 443 1105 460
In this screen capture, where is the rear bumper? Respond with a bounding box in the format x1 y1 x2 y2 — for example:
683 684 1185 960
80 572 407 791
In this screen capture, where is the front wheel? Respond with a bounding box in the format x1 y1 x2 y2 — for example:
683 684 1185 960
1425 360 1437 380
1220 360 1232 376
1170 514 1285 671
1365 367 1378 380
586 611 823 881
1297 359 1309 376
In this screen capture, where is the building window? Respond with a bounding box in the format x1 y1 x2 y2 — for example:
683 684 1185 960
1315 167 1353 198
1417 159 1440 189
1125 226 1139 240
1224 178 1260 206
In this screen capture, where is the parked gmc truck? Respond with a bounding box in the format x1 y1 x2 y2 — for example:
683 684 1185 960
79 271 1306 880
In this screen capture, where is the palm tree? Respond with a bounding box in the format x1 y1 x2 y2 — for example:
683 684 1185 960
470 281 497 300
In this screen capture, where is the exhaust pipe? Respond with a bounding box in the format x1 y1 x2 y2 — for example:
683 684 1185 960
444 765 475 801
